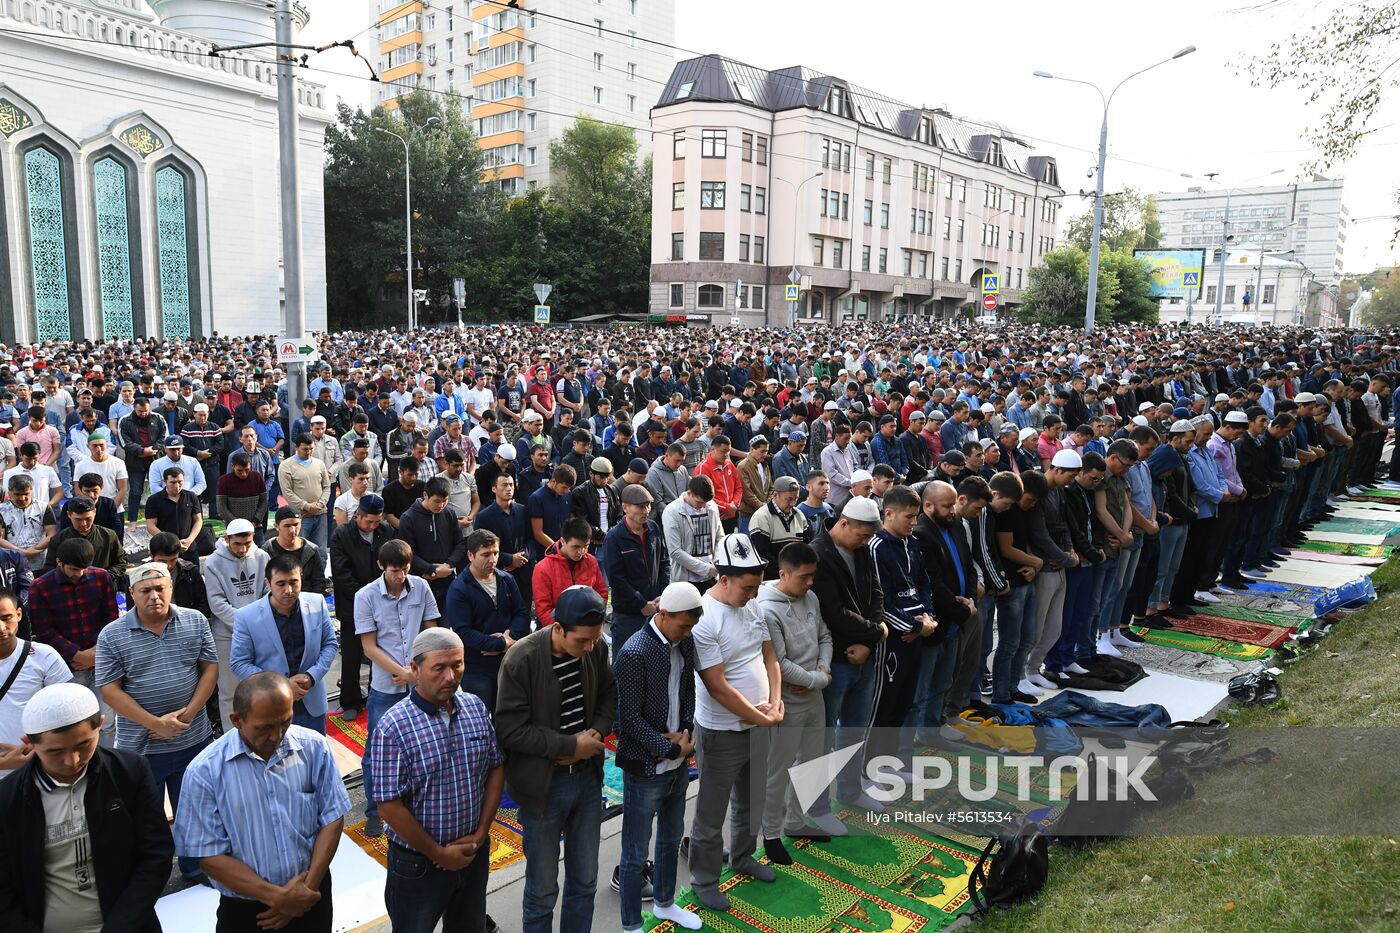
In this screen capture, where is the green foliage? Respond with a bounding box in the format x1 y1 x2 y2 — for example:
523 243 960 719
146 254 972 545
1018 245 1157 326
1361 268 1400 328
324 105 651 327
1064 187 1163 254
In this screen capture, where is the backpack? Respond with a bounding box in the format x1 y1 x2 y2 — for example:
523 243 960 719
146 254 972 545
966 817 1050 913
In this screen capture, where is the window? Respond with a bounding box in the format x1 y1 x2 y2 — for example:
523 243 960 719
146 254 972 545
956 220 964 242
812 237 824 266
627 62 637 81
700 181 725 209
1224 285 1236 304
672 182 684 210
742 132 754 161
841 193 849 220
526 78 536 97
1018 231 1025 253
751 286 765 310
91 157 135 340
865 153 875 179
593 86 604 104
445 37 454 62
878 248 888 273
669 283 684 308
756 136 768 165
628 30 638 47
630 0 638 12
954 259 963 281
942 216 951 239
698 284 724 308
526 147 536 166
425 75 436 92
676 82 694 99
627 95 636 113
754 187 766 214
827 190 838 217
739 234 750 262
918 253 928 278
903 250 913 276
753 236 765 263
154 163 197 338
825 85 845 115
673 132 683 159
1263 284 1276 304
740 184 751 212
941 257 950 280
880 203 890 229
595 18 604 36
671 233 683 260
701 129 727 158
1206 285 1217 304
594 52 604 71
957 178 966 201
832 241 844 268
882 158 892 184
863 199 873 225
1016 268 1024 288
699 233 724 261
862 245 871 271
446 69 454 89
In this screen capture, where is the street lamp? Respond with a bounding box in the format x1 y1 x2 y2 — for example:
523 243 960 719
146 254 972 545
1208 168 1285 322
1034 44 1195 337
374 115 440 331
773 171 824 325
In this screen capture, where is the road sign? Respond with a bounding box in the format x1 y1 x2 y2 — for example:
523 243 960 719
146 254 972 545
729 315 740 326
534 305 551 324
1182 271 1199 287
787 268 801 285
981 273 1000 294
533 283 552 305
982 294 999 312
277 337 317 365
785 284 799 301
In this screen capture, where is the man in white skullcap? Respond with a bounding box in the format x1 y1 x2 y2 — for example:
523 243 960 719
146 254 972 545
0 681 173 932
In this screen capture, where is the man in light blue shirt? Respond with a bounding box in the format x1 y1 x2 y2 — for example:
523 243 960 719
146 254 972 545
310 364 344 404
145 435 207 495
175 671 350 931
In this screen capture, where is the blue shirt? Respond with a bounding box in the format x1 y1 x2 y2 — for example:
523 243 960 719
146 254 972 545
250 418 286 460
527 486 572 554
1126 459 1153 519
174 725 351 898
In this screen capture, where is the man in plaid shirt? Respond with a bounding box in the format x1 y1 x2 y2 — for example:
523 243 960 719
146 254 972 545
29 536 120 745
369 626 505 933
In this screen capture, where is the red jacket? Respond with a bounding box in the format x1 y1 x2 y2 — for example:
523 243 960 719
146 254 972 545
696 455 741 520
532 540 608 626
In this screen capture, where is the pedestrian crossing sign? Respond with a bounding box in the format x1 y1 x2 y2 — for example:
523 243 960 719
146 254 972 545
534 305 551 324
1182 271 1199 287
981 273 999 294
785 284 799 301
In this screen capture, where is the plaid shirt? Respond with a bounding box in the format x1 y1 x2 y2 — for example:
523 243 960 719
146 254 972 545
29 566 119 661
367 688 502 850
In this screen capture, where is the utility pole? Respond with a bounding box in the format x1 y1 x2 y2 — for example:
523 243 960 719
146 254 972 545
275 0 307 434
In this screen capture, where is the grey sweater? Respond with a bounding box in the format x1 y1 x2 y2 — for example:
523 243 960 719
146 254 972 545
753 580 832 700
203 539 270 638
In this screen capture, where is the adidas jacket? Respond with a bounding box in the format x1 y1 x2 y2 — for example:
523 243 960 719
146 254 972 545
869 529 933 634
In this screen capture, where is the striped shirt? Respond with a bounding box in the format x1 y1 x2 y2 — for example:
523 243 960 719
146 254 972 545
368 689 503 850
553 654 585 734
94 606 216 755
174 725 351 898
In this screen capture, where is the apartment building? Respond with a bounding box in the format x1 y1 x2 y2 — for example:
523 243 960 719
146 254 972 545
1156 175 1347 284
648 55 1064 326
370 0 675 194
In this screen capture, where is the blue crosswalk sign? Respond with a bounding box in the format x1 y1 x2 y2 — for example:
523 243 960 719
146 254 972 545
1182 272 1199 287
981 273 999 294
785 284 799 301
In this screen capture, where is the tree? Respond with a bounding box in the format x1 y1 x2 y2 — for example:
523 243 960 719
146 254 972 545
1064 187 1163 254
323 91 501 328
1017 246 1157 326
1360 269 1400 328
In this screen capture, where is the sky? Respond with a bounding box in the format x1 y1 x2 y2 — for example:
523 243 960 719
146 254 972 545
296 0 1399 274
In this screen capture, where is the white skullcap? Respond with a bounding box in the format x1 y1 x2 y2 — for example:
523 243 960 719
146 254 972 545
1215 393 1231 402
411 627 463 657
1018 427 1038 442
1050 449 1083 469
1224 411 1250 424
841 496 881 524
1132 415 1150 427
850 469 873 484
1169 419 1196 434
22 682 99 735
658 581 704 613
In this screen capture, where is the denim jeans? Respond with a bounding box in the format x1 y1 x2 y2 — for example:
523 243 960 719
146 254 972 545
1099 536 1140 634
363 687 409 821
460 668 499 713
1149 523 1189 606
301 512 329 554
1046 565 1094 673
992 585 1036 702
820 657 874 805
907 633 960 731
385 840 489 933
148 736 212 878
520 768 603 933
293 706 325 735
609 613 647 661
1241 494 1275 569
619 767 689 930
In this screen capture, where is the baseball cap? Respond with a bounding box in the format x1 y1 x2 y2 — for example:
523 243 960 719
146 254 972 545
275 505 299 524
841 496 881 524
225 518 256 537
129 561 171 585
441 412 461 423
773 476 800 493
163 436 184 447
620 484 653 505
555 585 607 628
657 581 704 613
715 533 766 574
590 456 613 475
1050 449 1083 469
941 450 967 467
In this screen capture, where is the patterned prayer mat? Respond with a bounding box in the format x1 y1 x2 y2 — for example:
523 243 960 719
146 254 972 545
344 814 526 873
1188 603 1314 627
1295 541 1394 559
1311 516 1400 536
327 707 369 756
1130 625 1273 661
1146 614 1294 649
1289 551 1387 567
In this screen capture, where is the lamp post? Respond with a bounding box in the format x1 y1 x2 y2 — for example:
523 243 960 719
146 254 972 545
773 170 824 325
1034 45 1195 337
374 115 440 331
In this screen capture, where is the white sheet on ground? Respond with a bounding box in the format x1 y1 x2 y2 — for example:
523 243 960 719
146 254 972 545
1262 560 1371 585
1046 668 1230 723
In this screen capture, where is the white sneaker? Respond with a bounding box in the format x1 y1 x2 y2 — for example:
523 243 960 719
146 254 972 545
1109 630 1140 649
1015 678 1045 697
1194 590 1220 604
1066 661 1090 675
1027 672 1059 691
1096 634 1122 657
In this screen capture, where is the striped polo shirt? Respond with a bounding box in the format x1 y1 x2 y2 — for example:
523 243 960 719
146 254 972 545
95 606 217 755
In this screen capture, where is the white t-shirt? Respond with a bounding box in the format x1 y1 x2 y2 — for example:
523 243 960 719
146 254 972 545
0 641 71 766
692 592 770 731
444 471 477 517
71 456 128 499
463 387 495 425
334 489 364 523
3 463 60 505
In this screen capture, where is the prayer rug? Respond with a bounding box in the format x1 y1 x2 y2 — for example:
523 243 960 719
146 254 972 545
1192 603 1313 626
1289 550 1387 567
344 815 526 873
1294 541 1393 559
1129 625 1273 661
1311 517 1400 536
327 707 369 757
1237 581 1331 602
1147 614 1294 649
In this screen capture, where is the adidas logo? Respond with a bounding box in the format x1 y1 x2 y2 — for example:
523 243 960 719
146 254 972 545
232 569 256 597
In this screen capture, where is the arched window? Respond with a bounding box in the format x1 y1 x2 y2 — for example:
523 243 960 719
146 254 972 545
155 164 197 338
697 284 723 308
92 157 137 339
23 146 76 341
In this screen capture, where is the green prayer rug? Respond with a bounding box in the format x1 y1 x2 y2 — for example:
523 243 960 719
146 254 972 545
1312 516 1400 537
1192 603 1314 626
1295 541 1394 559
1130 625 1273 660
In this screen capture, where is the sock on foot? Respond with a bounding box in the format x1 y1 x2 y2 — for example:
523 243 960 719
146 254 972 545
654 902 704 930
763 838 793 865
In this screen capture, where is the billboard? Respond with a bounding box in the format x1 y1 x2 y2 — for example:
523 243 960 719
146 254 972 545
1134 248 1206 298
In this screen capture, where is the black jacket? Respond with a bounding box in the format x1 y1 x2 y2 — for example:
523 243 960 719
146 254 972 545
810 532 885 654
171 556 211 617
397 500 467 576
329 520 397 630
263 537 326 594
1064 483 1106 564
911 513 974 634
1234 432 1270 498
0 747 173 933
